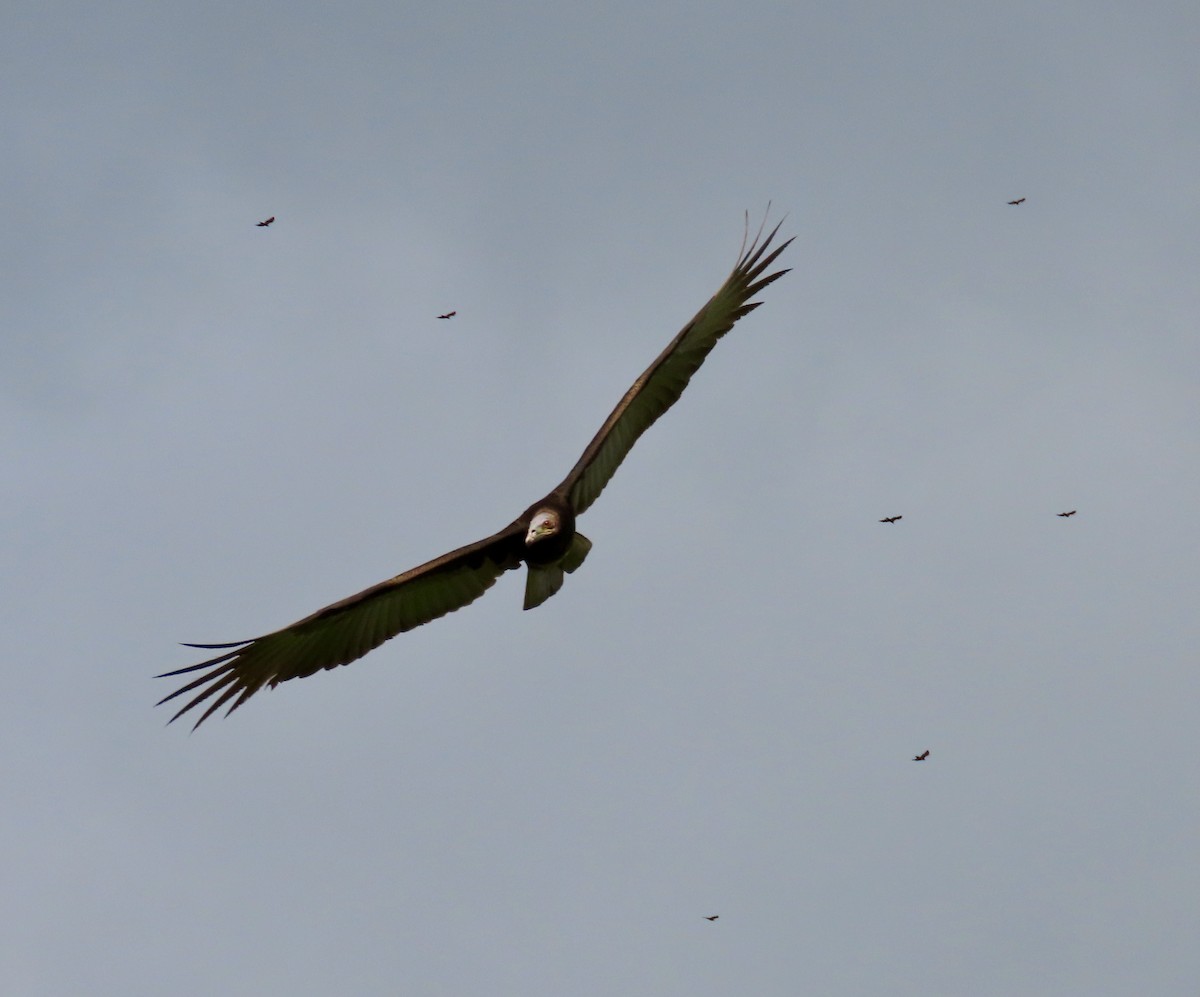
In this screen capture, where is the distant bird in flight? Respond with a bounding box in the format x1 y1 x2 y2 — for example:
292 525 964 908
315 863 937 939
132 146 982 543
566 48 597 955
1057 510 1077 518
879 515 902 524
437 311 457 320
157 218 792 728
256 216 275 227
704 915 719 921
913 750 930 761
1006 198 1026 206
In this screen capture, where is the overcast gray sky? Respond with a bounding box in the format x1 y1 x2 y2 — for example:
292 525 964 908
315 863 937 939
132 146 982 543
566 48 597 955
4 1 1199 993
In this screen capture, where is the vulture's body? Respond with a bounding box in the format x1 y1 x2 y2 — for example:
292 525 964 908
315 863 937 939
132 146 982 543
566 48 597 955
159 220 791 728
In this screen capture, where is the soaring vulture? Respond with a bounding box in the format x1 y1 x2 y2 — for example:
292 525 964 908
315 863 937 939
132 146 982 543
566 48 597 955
158 220 792 728
879 515 902 524
256 216 275 227
1057 510 1077 518
436 310 457 320
1006 198 1025 206
913 750 930 761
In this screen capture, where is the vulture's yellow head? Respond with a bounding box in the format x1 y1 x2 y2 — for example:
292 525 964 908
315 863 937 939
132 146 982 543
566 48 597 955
525 509 560 545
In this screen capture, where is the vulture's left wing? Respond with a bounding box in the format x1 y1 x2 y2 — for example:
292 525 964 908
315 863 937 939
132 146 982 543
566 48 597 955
558 219 791 515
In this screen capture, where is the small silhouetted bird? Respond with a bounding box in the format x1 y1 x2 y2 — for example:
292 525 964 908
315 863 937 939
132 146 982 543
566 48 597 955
1057 510 1077 517
437 311 457 320
880 515 902 524
256 216 275 227
704 915 719 921
1007 198 1025 205
913 750 930 761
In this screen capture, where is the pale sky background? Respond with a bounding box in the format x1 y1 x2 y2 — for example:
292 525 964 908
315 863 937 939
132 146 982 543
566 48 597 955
4 2 1199 994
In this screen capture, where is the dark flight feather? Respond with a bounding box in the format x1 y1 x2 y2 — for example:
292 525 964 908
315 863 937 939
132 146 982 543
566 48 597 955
559 220 790 516
158 217 791 728
161 530 524 727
